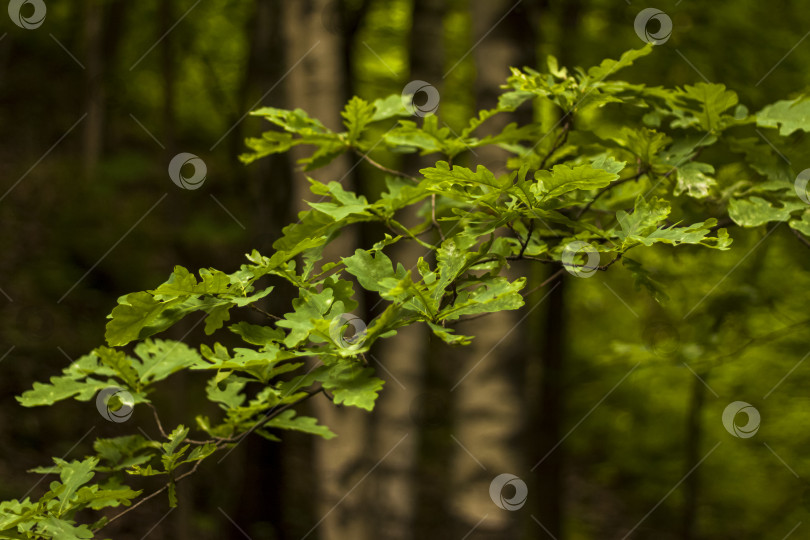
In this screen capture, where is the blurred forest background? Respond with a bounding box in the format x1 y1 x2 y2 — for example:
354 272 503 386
2 0 810 539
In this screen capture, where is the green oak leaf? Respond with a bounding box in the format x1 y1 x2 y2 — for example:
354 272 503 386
728 196 805 227
37 517 94 540
534 164 618 200
263 410 336 439
757 95 810 136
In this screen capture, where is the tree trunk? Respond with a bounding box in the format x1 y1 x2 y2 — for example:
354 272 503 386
281 2 368 539
531 272 566 538
160 0 176 152
83 0 104 180
441 2 540 538
225 2 304 539
682 373 706 540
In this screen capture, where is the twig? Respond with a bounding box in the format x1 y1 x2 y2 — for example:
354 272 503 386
518 220 535 258
452 268 564 325
147 403 168 439
575 170 647 220
212 387 325 444
384 218 436 250
792 227 810 249
95 458 203 532
249 305 281 321
472 250 621 272
522 268 566 298
146 403 216 445
95 388 326 532
538 119 571 170
713 317 810 368
358 151 419 183
431 194 445 242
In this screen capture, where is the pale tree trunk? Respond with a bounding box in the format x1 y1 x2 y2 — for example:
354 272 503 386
385 1 449 538
368 318 424 540
448 2 540 539
282 2 371 539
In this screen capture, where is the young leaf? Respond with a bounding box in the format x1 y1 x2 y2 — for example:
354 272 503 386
263 410 336 439
54 457 98 513
756 95 810 136
317 364 384 411
534 164 618 200
728 196 805 227
37 517 94 540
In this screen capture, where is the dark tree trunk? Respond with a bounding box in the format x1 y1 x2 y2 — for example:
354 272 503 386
83 0 104 180
532 272 566 538
682 373 707 540
231 3 298 536
160 0 176 152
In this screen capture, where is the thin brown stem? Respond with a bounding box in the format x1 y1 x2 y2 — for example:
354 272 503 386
522 269 566 298
146 404 217 446
431 194 445 242
539 119 571 171
250 304 281 321
212 387 325 444
575 170 647 220
148 403 168 439
792 227 810 249
519 220 535 258
471 251 621 272
95 458 203 532
95 388 325 532
452 268 564 325
358 151 419 183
